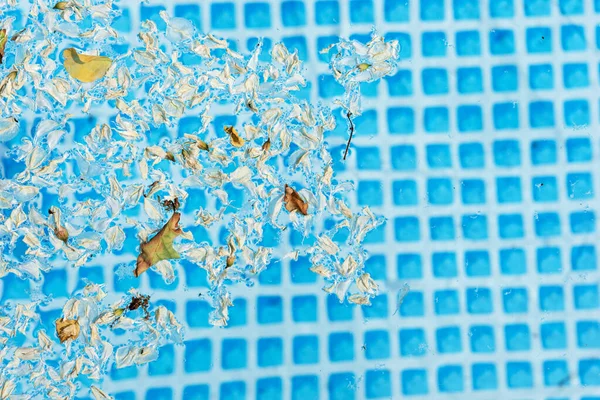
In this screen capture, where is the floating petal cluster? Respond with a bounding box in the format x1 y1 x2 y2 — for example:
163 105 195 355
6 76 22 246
0 0 399 396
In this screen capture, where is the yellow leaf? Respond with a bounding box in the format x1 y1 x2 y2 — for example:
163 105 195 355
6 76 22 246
134 212 183 277
62 48 112 83
224 126 245 148
283 184 308 215
357 63 371 71
55 318 80 343
0 30 7 65
53 1 68 10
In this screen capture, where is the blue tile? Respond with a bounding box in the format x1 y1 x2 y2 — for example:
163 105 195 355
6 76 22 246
42 269 68 298
244 2 271 28
387 32 412 59
140 4 166 31
420 0 445 21
436 326 462 353
426 144 452 168
472 363 498 390
281 1 306 26
385 70 413 96
457 67 483 94
399 328 427 357
328 332 354 362
526 27 552 53
364 255 387 280
524 0 551 16
493 103 519 130
438 365 464 393
429 216 456 241
459 143 485 169
227 299 247 328
387 107 415 134
435 290 460 315
174 4 201 29
535 212 561 237
184 339 212 372
427 178 453 205
564 99 589 127
424 107 449 133
461 214 488 240
349 0 374 23
394 217 421 242
574 284 599 309
391 145 417 170
531 140 557 165
327 295 354 321
529 63 554 90
148 345 174 376
422 32 447 57
259 258 281 284
145 387 171 400
293 335 319 364
361 294 389 319
257 337 283 367
563 63 589 88
502 288 528 315
567 172 594 199
328 373 356 400
541 322 567 349
570 210 595 234
561 24 586 51
566 137 592 162
579 359 600 385
364 330 390 360
454 0 479 19
318 74 344 98
529 101 555 128
257 296 283 324
315 1 339 25
498 214 524 239
489 30 515 55
186 300 211 328
505 324 531 351
571 245 597 271
466 287 493 314
543 360 569 387
537 247 562 273
461 179 485 204
356 147 381 169
492 65 518 92
290 256 317 284
182 385 209 400
465 251 491 277
457 105 483 132
421 68 449 95
210 2 235 29
292 295 317 322
401 369 428 395
256 377 282 400
291 376 319 400
496 177 522 203
469 325 495 353
219 381 245 400
384 0 409 21
365 369 391 398
432 252 457 278
400 292 425 317
282 36 308 60
500 248 526 275
222 338 247 370
397 253 423 279
455 30 481 56
539 285 565 311
577 321 600 348
506 362 533 388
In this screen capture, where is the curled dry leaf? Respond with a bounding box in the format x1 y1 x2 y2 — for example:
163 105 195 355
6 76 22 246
62 48 112 83
53 1 68 10
0 30 6 64
283 184 308 215
54 226 69 243
224 125 245 147
55 318 80 343
134 212 183 277
261 138 271 152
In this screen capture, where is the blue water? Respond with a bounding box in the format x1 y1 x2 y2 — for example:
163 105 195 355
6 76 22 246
3 0 600 399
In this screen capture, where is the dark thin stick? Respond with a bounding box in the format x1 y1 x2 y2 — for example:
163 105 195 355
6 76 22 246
343 111 354 160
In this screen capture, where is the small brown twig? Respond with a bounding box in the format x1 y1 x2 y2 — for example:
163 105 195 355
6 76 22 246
343 111 354 160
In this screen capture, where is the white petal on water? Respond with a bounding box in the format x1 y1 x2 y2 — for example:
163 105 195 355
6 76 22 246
0 118 19 142
317 235 339 255
90 386 113 400
355 273 378 295
153 260 175 284
104 225 125 252
143 197 162 221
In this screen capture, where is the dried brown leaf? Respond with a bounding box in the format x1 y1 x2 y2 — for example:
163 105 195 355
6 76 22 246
134 212 183 277
261 138 271 152
0 30 7 65
283 184 308 215
55 318 80 343
224 125 245 148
